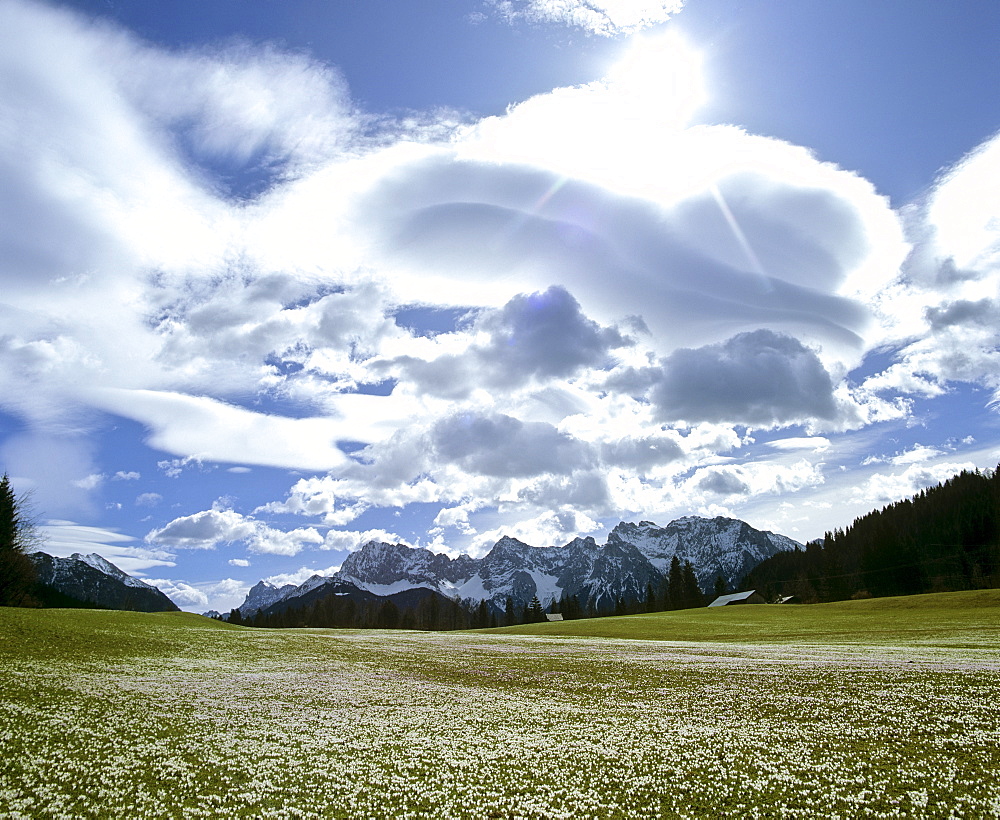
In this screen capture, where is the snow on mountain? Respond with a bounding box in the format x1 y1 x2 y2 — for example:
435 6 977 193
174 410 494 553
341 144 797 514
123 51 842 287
237 580 298 617
29 551 179 612
338 540 476 594
232 516 802 616
608 516 801 591
73 552 151 589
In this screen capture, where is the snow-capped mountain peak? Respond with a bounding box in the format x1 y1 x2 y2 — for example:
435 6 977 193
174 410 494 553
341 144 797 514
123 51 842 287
71 552 153 589
232 516 802 617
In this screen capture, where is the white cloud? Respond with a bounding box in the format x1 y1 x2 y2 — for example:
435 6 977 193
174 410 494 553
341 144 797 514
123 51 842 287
135 492 163 507
113 471 141 481
146 576 250 612
228 558 250 567
488 0 685 36
71 473 104 491
322 529 404 552
88 389 352 472
890 444 944 466
145 504 325 557
263 565 341 588
767 437 831 452
925 131 1000 276
869 132 1000 403
145 506 258 550
37 520 176 574
852 461 976 507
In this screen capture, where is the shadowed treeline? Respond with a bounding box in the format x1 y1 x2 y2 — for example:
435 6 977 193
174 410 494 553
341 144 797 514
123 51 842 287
743 467 1000 602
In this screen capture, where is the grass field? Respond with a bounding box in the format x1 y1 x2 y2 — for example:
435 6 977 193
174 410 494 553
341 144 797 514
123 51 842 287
2 592 999 818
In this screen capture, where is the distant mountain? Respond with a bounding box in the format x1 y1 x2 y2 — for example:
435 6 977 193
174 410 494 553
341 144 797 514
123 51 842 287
608 517 800 591
254 577 444 620
29 551 179 612
235 516 799 616
238 579 299 617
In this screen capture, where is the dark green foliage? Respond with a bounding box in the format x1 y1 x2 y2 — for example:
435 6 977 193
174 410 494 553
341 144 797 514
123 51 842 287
666 555 684 609
680 560 705 608
245 588 478 631
743 466 1000 602
526 595 545 623
650 555 705 612
0 473 39 606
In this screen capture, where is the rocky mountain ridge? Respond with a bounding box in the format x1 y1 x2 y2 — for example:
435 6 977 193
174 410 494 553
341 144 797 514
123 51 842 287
29 551 179 612
237 515 799 617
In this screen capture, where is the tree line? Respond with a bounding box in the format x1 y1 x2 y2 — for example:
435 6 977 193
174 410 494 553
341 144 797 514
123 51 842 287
742 466 1000 602
225 555 708 631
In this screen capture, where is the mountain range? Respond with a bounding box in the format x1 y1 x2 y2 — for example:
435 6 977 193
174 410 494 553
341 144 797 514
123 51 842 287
237 516 800 617
29 551 179 612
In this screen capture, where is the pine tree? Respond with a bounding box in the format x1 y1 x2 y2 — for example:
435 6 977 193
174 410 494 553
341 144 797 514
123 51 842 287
666 555 684 610
713 575 727 599
526 595 545 623
680 560 704 608
0 473 39 606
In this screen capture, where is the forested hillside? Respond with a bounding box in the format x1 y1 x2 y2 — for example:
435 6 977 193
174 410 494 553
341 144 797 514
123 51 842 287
743 467 1000 602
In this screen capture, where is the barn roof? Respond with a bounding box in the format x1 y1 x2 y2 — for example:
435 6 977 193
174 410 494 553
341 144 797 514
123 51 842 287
707 590 762 607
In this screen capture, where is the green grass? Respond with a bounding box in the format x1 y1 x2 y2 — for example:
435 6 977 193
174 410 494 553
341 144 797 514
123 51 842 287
2 592 999 818
483 589 1000 648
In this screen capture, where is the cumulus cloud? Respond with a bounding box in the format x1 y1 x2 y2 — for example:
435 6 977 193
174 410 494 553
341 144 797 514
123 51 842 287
870 132 1000 402
146 505 325 556
431 412 592 478
647 330 840 427
145 507 258 550
146 576 250 612
852 461 976 506
72 473 104 491
682 459 826 509
380 287 630 398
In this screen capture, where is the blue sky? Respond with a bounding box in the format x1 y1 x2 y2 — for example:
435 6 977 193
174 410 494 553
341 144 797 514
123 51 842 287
1 0 998 612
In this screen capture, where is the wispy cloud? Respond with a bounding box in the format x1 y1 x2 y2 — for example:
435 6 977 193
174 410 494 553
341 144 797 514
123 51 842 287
487 0 685 36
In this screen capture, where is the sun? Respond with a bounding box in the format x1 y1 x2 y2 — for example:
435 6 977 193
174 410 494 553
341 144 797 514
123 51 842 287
605 29 707 130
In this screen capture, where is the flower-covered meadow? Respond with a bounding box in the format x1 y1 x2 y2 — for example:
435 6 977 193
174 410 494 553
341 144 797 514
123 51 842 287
1 604 999 818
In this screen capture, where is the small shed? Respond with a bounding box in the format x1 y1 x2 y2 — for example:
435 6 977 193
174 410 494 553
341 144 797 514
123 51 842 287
707 590 766 607
776 595 799 604
545 613 564 621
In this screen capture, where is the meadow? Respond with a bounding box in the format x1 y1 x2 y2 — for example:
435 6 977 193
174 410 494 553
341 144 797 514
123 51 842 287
2 591 999 818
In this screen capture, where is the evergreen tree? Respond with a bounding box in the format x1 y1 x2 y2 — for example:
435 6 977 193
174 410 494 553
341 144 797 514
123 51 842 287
666 555 684 610
0 473 39 607
474 599 491 629
680 560 704 608
377 600 400 629
526 595 545 623
713 575 728 599
504 596 516 626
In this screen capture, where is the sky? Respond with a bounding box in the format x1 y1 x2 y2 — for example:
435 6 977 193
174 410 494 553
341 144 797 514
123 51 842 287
1 0 999 613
